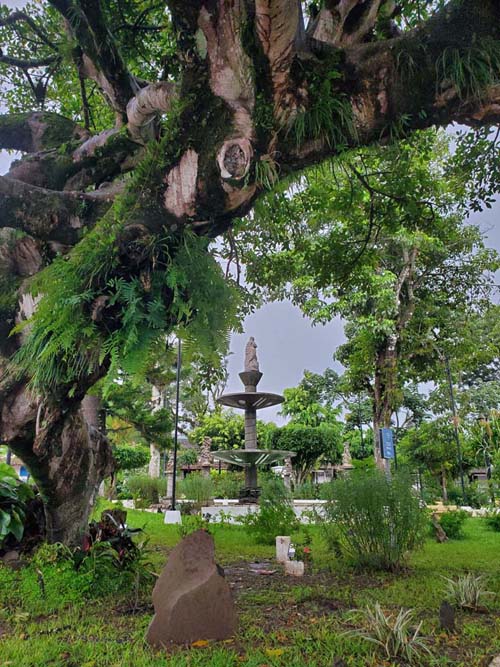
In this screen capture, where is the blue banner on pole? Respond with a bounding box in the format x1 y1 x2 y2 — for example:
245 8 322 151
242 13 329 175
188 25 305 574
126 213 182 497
379 428 395 459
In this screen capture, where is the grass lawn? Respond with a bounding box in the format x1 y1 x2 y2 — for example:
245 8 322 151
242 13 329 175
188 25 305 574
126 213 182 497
0 506 499 667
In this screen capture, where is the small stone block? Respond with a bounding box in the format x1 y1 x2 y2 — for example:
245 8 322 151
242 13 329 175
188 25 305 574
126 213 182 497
284 560 304 577
164 510 182 524
276 536 291 562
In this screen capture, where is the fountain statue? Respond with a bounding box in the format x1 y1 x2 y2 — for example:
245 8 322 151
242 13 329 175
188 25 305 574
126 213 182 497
214 338 295 502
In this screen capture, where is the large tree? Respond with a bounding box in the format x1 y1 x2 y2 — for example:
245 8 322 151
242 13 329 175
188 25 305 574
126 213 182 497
1 0 500 542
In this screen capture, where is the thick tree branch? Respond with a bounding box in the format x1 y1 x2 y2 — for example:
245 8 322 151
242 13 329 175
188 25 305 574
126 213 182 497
126 82 178 142
0 51 59 69
0 176 114 244
48 0 138 120
0 111 88 153
306 0 386 49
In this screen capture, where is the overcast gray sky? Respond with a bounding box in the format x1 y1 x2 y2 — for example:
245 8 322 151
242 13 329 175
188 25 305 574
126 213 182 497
1 0 499 424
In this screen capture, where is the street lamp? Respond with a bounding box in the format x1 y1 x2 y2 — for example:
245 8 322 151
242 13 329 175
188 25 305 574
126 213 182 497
171 337 182 511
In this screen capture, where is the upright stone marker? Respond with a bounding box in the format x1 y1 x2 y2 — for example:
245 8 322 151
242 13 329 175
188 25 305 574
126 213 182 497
146 530 237 646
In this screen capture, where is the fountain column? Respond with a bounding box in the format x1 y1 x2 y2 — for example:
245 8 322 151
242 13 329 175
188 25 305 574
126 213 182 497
240 369 262 489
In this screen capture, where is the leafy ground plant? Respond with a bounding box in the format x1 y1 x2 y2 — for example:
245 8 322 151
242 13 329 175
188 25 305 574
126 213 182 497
241 477 299 545
350 602 431 665
0 464 34 545
442 573 494 611
438 510 468 539
323 471 427 571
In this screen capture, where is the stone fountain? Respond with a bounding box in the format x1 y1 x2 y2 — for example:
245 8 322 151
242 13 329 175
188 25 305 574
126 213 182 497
214 337 295 503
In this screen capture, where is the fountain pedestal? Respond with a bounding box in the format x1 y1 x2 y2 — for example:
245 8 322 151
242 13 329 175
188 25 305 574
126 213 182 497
214 340 294 502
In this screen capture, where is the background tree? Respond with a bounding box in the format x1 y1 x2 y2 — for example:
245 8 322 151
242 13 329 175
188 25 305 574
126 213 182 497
229 131 499 467
1 0 500 542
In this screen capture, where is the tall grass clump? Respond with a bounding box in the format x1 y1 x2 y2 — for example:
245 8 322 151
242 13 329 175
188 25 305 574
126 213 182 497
178 474 214 506
126 475 167 505
323 471 427 571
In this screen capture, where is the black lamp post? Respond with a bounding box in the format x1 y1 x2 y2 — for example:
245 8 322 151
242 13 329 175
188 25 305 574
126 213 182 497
171 337 182 511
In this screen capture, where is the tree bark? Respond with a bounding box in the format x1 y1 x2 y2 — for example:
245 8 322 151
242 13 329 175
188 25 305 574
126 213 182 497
0 381 114 544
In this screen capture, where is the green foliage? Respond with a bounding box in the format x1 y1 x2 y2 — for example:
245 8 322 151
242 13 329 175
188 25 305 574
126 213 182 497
292 480 320 500
210 470 244 499
485 511 500 532
436 40 500 102
254 155 279 190
177 448 198 467
229 130 499 450
177 515 211 538
242 477 299 545
0 471 34 545
271 423 342 483
13 130 240 393
351 603 431 665
125 475 166 505
190 412 245 450
323 471 427 571
178 474 214 505
290 71 357 150
438 510 468 540
442 573 493 611
112 445 149 472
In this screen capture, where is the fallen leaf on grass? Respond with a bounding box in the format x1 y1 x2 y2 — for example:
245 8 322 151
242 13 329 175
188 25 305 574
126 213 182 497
191 639 210 648
265 648 284 657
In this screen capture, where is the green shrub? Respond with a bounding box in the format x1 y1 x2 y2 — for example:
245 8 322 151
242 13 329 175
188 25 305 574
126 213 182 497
442 573 493 610
448 482 490 508
293 480 320 499
112 445 149 471
126 475 166 505
211 470 243 498
242 477 299 545
485 510 500 532
323 471 427 571
178 474 214 505
438 510 468 539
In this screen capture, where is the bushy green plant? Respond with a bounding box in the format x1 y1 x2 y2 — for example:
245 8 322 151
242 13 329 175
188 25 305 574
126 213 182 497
293 480 320 499
177 515 211 538
323 471 427 571
178 474 214 505
0 467 34 545
112 444 149 472
438 510 468 540
242 477 299 545
485 510 500 532
126 474 166 505
447 482 490 508
211 470 243 499
351 603 431 665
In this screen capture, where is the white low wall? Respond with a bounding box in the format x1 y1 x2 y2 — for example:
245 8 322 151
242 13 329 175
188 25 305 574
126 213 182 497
202 499 327 524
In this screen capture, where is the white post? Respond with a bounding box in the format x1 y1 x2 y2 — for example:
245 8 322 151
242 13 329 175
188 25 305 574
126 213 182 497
276 536 291 563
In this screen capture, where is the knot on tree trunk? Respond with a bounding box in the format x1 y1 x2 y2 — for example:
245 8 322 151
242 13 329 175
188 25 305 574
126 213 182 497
217 138 253 181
